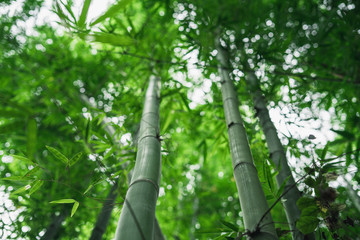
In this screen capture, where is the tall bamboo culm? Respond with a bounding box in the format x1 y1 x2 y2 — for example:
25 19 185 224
114 76 162 240
244 65 315 240
215 35 278 239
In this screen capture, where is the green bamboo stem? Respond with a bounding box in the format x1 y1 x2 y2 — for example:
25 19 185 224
89 182 119 240
344 178 360 213
114 76 162 240
81 93 166 239
244 67 315 240
215 36 278 239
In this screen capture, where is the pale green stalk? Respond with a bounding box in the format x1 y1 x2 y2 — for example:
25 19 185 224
215 36 278 239
81 93 166 239
114 76 162 240
89 182 119 240
244 66 315 240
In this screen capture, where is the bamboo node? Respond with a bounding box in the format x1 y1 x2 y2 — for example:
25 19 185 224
128 178 159 195
233 161 257 171
227 121 242 129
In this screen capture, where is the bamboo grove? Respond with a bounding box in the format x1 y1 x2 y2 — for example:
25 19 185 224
0 0 360 239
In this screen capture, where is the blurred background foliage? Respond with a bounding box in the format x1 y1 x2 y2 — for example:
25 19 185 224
0 0 359 239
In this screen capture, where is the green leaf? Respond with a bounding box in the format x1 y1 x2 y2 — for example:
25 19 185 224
266 195 274 200
50 199 76 204
296 216 319 234
103 147 116 160
355 138 360 164
322 161 345 172
90 0 133 26
162 108 174 133
0 109 25 117
320 143 329 160
178 92 191 112
24 166 41 177
83 184 94 194
85 118 91 143
220 220 239 231
71 201 79 217
46 146 68 164
89 32 134 46
29 180 44 195
11 155 34 164
331 129 355 141
69 152 83 167
12 185 31 195
78 0 92 28
345 143 352 167
304 177 316 188
60 0 77 23
297 197 316 210
300 206 319 216
2 176 33 182
275 175 291 198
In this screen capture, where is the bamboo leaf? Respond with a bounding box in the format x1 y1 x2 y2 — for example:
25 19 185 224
220 220 239 231
50 199 76 204
83 184 94 194
69 152 83 167
12 185 31 195
331 129 355 141
103 147 116 160
90 0 133 26
46 146 68 164
178 92 191 112
24 166 41 177
61 0 77 23
89 32 134 46
71 201 79 217
11 155 34 164
320 143 329 160
345 143 352 167
85 118 91 143
29 180 44 195
162 109 174 133
2 176 33 182
275 175 290 198
355 138 360 164
78 0 92 28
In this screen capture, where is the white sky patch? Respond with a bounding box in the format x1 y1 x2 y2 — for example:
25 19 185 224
120 133 132 145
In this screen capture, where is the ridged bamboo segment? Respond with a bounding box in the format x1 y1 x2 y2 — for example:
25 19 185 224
115 76 162 240
216 36 278 240
244 69 314 240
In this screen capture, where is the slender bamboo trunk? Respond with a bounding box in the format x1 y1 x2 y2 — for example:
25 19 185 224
215 36 278 239
41 210 67 240
344 179 360 213
89 182 119 240
243 62 315 240
114 76 162 240
81 93 166 239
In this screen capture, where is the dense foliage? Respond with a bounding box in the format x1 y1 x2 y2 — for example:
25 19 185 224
0 0 359 239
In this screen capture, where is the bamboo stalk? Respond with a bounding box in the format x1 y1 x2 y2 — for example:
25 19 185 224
114 76 162 240
81 93 166 239
243 66 315 240
89 182 119 240
215 35 278 239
